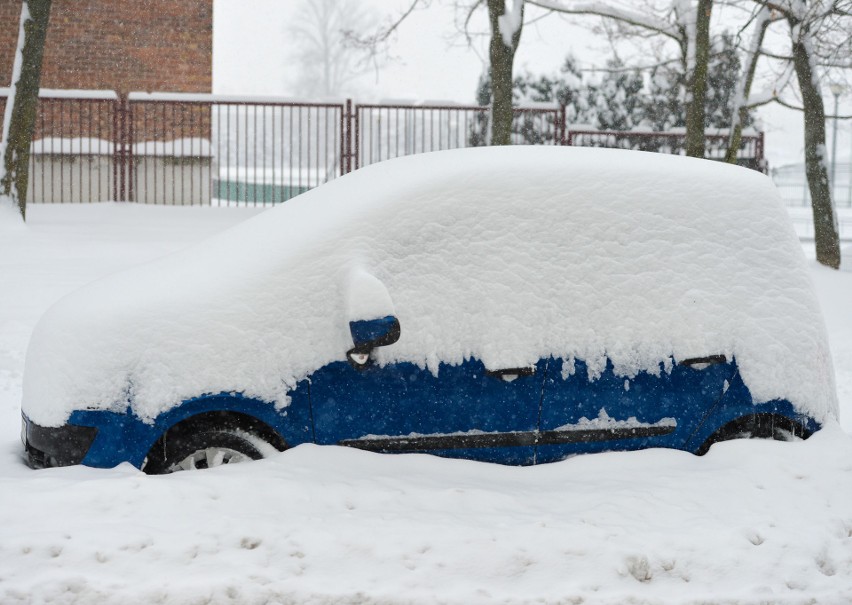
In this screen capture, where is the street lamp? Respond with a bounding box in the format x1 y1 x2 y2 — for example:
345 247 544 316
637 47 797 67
828 83 844 198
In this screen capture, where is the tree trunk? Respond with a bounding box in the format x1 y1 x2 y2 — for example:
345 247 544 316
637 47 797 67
487 0 523 146
725 12 770 164
684 0 711 158
790 24 840 269
1 0 51 220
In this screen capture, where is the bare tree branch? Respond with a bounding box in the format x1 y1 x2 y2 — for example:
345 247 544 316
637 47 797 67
526 0 682 41
462 0 487 45
772 96 852 118
344 0 427 51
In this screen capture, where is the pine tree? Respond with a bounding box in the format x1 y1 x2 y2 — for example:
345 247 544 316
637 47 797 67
645 34 752 132
706 34 753 130
586 59 645 131
470 39 754 149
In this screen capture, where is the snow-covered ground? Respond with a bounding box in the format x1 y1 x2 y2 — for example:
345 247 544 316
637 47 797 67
1 203 851 604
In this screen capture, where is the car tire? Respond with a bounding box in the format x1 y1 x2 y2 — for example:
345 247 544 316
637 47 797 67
144 420 281 474
695 413 809 455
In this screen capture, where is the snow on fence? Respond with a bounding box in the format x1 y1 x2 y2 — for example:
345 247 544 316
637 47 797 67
0 90 767 207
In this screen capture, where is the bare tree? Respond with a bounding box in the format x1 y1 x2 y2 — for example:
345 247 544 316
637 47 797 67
351 0 525 145
525 0 845 268
737 0 849 269
770 0 845 268
487 0 524 145
528 0 716 157
288 0 374 98
724 5 778 163
1 0 51 220
687 0 713 157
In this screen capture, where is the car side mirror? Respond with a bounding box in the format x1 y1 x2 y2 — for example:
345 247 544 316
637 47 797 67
345 267 401 369
346 315 401 368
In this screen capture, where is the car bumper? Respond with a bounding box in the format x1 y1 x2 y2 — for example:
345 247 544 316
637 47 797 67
21 414 99 469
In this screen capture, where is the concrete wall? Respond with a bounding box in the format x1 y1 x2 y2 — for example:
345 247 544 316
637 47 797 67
132 157 212 205
28 154 113 203
29 153 211 205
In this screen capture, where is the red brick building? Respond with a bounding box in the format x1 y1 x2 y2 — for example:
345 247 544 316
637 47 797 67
0 0 212 94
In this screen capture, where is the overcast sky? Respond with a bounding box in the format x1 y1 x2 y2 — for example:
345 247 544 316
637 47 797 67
213 0 850 167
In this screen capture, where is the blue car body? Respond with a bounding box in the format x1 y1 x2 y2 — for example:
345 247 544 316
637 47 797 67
23 352 818 471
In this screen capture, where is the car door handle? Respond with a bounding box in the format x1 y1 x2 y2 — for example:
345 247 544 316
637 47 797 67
679 355 727 369
485 367 536 382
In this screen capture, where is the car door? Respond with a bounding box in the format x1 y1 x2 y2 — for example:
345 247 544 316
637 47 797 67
309 357 547 464
535 355 735 463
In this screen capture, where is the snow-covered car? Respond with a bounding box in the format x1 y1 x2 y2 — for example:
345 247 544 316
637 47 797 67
21 147 837 472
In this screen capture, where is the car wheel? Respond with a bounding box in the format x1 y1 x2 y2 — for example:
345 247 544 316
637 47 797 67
166 429 264 471
695 413 809 455
143 414 285 474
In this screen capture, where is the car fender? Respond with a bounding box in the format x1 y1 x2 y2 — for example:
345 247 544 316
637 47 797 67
683 371 818 453
71 384 314 469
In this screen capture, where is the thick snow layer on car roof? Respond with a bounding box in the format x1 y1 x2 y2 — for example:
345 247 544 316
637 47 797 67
22 147 837 426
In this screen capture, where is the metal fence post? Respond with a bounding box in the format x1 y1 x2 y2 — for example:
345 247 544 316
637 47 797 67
116 95 128 202
354 103 360 171
127 99 134 202
344 99 353 174
112 98 120 201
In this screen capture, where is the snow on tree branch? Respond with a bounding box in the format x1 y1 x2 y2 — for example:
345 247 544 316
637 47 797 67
527 0 681 40
497 0 525 46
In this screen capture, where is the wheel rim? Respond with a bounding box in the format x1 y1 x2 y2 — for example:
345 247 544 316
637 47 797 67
173 446 252 471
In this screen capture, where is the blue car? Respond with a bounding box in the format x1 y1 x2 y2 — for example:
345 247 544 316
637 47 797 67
21 147 836 472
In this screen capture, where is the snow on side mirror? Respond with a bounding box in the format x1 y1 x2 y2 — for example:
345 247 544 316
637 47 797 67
345 267 401 369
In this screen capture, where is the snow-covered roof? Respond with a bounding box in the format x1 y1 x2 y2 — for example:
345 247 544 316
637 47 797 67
22 146 837 426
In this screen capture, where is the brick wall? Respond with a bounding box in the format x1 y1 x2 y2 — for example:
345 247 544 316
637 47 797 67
0 0 212 95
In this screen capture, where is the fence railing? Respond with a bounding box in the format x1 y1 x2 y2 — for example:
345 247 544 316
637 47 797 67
127 93 347 205
1 90 767 207
354 102 565 169
0 89 119 203
772 163 852 209
567 129 764 171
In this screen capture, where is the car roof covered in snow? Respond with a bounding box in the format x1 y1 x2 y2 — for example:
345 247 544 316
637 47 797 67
23 146 837 426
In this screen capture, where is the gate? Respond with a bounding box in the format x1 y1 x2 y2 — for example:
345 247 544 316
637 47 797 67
124 94 347 205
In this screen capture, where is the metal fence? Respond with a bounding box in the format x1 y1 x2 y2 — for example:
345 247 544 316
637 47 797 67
2 90 768 206
354 103 564 169
0 89 119 203
567 129 765 171
127 93 347 205
771 162 852 209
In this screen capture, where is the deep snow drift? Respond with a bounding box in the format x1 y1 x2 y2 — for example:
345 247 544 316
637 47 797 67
1 204 851 605
22 148 836 428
